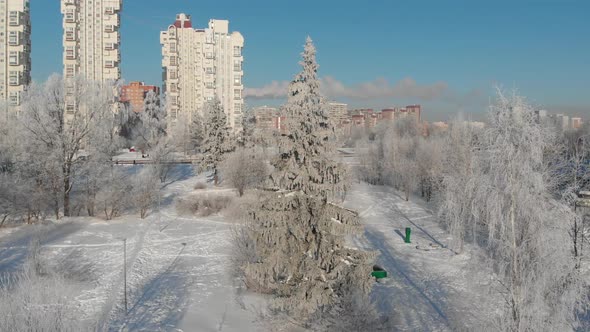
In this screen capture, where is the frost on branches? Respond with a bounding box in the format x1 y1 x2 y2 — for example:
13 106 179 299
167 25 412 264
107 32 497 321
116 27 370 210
198 98 234 180
449 90 586 331
241 37 373 323
271 37 349 201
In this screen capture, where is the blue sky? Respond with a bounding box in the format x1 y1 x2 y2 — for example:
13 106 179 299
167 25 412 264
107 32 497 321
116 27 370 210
31 0 589 120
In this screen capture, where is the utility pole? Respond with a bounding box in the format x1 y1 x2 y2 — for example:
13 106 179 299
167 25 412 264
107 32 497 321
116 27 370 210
123 238 127 314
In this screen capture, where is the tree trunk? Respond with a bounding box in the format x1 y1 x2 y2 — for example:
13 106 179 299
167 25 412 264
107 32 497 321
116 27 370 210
63 177 71 217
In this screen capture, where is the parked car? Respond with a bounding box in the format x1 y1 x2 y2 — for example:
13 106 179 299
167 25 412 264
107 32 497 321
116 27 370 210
129 147 136 152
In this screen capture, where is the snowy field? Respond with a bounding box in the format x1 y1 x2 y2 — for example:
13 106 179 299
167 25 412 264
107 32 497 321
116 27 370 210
0 166 263 331
0 163 564 331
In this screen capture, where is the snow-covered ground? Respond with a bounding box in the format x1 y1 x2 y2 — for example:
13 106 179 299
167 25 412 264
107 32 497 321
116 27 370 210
345 182 502 331
0 166 263 331
0 163 506 331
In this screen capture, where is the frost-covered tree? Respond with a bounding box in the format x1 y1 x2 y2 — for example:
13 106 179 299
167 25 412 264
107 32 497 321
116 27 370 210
239 105 257 148
189 111 206 153
242 37 373 323
132 167 160 219
470 90 584 331
271 37 349 200
135 90 166 154
221 147 269 196
416 137 444 202
437 117 481 253
17 75 118 218
244 191 374 319
199 98 235 183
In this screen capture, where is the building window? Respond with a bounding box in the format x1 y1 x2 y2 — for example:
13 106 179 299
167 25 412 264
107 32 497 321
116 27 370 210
105 60 115 68
206 67 214 74
9 91 19 106
66 46 75 59
8 51 19 66
105 7 115 14
233 46 241 57
169 42 176 53
169 56 177 66
65 27 75 41
233 60 241 71
105 25 114 33
234 103 242 112
65 64 75 78
234 89 241 100
9 11 19 26
205 52 214 59
234 76 241 86
65 10 75 23
169 70 177 79
8 31 19 46
169 83 177 93
9 71 19 86
206 81 214 89
105 43 115 50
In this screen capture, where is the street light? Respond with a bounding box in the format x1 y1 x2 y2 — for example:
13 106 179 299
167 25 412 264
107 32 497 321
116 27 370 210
117 237 128 314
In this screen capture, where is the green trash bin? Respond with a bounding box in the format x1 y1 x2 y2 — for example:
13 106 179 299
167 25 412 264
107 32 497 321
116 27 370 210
405 227 411 243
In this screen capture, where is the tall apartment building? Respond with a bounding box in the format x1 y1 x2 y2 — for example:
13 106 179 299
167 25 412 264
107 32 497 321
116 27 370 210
120 81 159 113
0 0 31 116
571 117 583 130
328 102 347 125
160 14 244 132
61 0 121 85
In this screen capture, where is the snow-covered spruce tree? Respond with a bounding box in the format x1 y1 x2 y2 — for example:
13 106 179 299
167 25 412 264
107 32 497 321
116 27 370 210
243 37 373 322
17 74 117 218
199 98 235 183
189 111 206 153
135 90 166 153
472 90 585 331
271 37 349 200
239 104 257 148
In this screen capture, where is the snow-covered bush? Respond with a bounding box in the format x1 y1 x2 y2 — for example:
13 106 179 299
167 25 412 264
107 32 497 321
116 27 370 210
176 193 233 217
221 147 269 196
0 240 93 331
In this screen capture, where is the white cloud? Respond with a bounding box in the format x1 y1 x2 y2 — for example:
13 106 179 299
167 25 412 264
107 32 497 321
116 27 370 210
244 76 449 101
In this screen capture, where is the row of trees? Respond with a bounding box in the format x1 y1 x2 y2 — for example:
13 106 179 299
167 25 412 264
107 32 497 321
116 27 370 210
357 90 590 330
0 72 248 223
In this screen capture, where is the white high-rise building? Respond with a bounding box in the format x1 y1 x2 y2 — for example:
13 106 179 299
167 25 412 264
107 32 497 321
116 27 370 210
61 0 121 83
160 14 244 132
0 0 31 116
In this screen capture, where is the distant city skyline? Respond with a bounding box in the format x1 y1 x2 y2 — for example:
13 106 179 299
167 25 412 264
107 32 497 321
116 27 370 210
28 0 590 121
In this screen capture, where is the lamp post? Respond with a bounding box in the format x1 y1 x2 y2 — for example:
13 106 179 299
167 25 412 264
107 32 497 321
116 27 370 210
121 237 127 314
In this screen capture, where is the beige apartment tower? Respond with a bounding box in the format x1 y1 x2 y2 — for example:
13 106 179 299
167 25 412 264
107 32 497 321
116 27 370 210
61 0 121 83
160 14 244 132
0 0 31 115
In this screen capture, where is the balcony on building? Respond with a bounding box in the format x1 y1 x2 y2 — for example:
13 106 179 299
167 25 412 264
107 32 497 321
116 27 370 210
105 60 118 69
9 11 21 26
9 73 21 86
65 28 76 42
8 31 21 46
105 7 118 15
66 48 76 60
8 52 21 66
65 10 76 23
105 43 118 51
105 25 117 33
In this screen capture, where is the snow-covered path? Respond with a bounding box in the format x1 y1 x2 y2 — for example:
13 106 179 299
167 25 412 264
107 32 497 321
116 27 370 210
345 183 500 331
